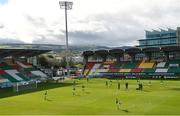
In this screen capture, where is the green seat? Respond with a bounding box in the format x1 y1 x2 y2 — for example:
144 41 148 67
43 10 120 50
166 60 180 67
17 73 29 81
26 68 36 71
169 60 180 64
113 63 121 69
123 62 138 69
0 65 12 70
1 74 19 83
142 68 156 73
168 68 180 73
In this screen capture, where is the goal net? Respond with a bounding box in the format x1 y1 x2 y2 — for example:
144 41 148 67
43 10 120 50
13 81 37 92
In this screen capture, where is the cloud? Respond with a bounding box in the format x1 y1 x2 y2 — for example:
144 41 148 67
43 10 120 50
0 0 180 46
25 15 47 28
0 23 4 28
32 33 64 44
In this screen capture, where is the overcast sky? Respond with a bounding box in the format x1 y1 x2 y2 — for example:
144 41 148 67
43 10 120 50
0 0 180 47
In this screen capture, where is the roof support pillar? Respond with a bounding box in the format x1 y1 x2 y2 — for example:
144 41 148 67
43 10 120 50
101 55 107 62
83 56 88 65
130 54 136 62
115 55 121 63
145 52 152 61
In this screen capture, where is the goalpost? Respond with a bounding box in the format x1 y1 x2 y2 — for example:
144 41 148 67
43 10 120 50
13 81 38 92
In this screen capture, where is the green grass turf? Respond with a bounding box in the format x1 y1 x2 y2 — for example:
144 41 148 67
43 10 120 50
0 78 180 115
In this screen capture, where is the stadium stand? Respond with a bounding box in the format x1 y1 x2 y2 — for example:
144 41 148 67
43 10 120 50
83 69 89 76
96 69 109 73
88 63 101 76
17 61 32 68
168 68 180 73
108 68 119 72
0 49 51 88
111 63 121 69
0 78 11 88
0 63 13 70
1 74 19 83
142 68 156 73
82 46 180 78
103 61 114 65
83 62 95 76
5 70 24 81
16 61 47 78
16 73 29 81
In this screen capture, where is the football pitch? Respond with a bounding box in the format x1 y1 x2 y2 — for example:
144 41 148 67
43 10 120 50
0 78 180 115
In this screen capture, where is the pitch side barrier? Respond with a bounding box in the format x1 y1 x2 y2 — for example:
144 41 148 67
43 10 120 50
100 72 176 77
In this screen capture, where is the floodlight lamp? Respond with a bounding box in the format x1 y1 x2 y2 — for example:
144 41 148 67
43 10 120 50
59 1 73 10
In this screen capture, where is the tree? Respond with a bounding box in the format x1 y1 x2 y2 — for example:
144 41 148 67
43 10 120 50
47 55 54 59
60 56 75 68
38 55 49 67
